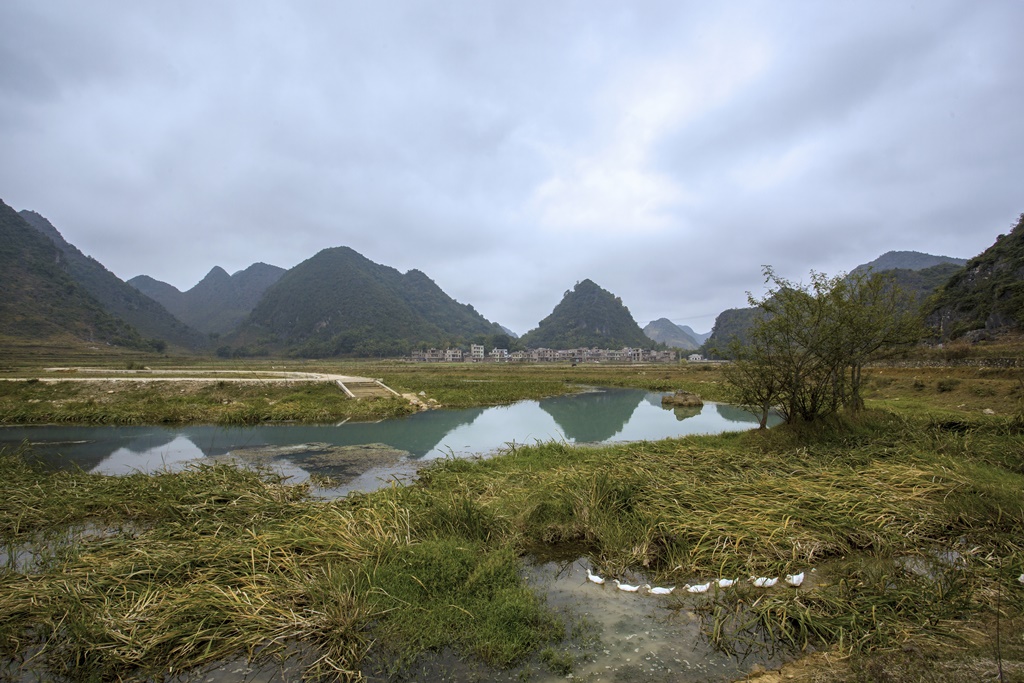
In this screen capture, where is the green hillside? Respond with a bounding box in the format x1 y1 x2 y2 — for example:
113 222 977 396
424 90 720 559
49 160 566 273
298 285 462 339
702 307 764 358
883 262 964 303
519 279 653 350
0 200 149 348
231 246 504 357
19 210 204 350
928 213 1024 337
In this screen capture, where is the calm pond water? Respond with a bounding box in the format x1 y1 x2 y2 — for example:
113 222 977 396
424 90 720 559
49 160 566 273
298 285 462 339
1 388 777 496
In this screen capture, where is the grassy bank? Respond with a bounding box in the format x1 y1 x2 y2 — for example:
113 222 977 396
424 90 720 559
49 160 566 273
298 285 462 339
2 401 1023 680
0 379 415 425
368 361 733 407
4 359 1017 427
0 360 730 425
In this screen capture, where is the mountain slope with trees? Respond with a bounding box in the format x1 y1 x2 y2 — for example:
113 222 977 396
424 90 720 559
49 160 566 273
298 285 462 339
19 210 205 350
705 249 972 357
643 318 699 350
703 307 764 357
519 279 653 350
928 213 1024 337
850 250 966 276
0 200 150 348
129 263 285 336
231 246 505 357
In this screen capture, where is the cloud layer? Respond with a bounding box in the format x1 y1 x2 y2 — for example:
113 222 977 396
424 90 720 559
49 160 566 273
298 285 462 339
2 1 1022 334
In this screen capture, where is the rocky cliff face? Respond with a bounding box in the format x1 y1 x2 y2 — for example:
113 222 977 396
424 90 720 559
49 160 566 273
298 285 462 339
928 213 1024 338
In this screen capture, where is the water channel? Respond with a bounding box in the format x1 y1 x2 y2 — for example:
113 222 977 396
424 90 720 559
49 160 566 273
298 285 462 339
1 389 776 497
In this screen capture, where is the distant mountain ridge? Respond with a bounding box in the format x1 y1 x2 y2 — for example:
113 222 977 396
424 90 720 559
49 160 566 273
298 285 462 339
643 318 699 350
519 279 653 350
851 250 967 276
677 324 710 346
231 246 505 357
17 209 205 350
7 197 1019 357
129 263 285 336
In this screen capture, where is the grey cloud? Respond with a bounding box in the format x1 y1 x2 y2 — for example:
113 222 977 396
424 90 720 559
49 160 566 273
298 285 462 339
1 1 1022 336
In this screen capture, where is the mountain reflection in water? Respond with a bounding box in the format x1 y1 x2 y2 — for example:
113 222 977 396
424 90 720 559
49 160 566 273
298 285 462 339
1 389 780 493
539 389 644 442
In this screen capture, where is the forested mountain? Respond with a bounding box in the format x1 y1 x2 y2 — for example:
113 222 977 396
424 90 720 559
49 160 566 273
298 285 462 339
0 200 150 348
230 246 505 357
704 250 973 357
881 263 964 303
643 318 699 350
519 279 653 350
928 213 1024 337
129 263 285 336
702 307 764 357
851 250 966 276
18 210 205 350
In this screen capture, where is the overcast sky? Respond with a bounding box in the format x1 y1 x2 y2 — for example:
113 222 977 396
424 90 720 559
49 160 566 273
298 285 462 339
2 1 1022 335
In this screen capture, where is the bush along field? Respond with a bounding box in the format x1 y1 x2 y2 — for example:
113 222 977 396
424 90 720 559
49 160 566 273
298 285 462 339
2 390 1024 681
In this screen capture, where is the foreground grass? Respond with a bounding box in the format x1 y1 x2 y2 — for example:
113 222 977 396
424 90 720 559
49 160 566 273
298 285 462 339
2 402 1023 681
0 454 560 681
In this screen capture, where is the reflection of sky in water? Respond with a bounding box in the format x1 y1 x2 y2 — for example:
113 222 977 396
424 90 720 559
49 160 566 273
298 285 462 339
611 400 759 443
91 435 205 475
423 401 567 458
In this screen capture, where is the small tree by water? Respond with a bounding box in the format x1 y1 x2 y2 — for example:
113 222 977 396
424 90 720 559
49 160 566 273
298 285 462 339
725 267 923 426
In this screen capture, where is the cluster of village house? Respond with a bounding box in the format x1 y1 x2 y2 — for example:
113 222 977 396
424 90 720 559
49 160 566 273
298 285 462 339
411 344 683 363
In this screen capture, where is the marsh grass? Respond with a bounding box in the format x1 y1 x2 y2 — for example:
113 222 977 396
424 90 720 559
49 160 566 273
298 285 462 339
379 408 1024 665
2 358 1024 680
0 447 564 681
